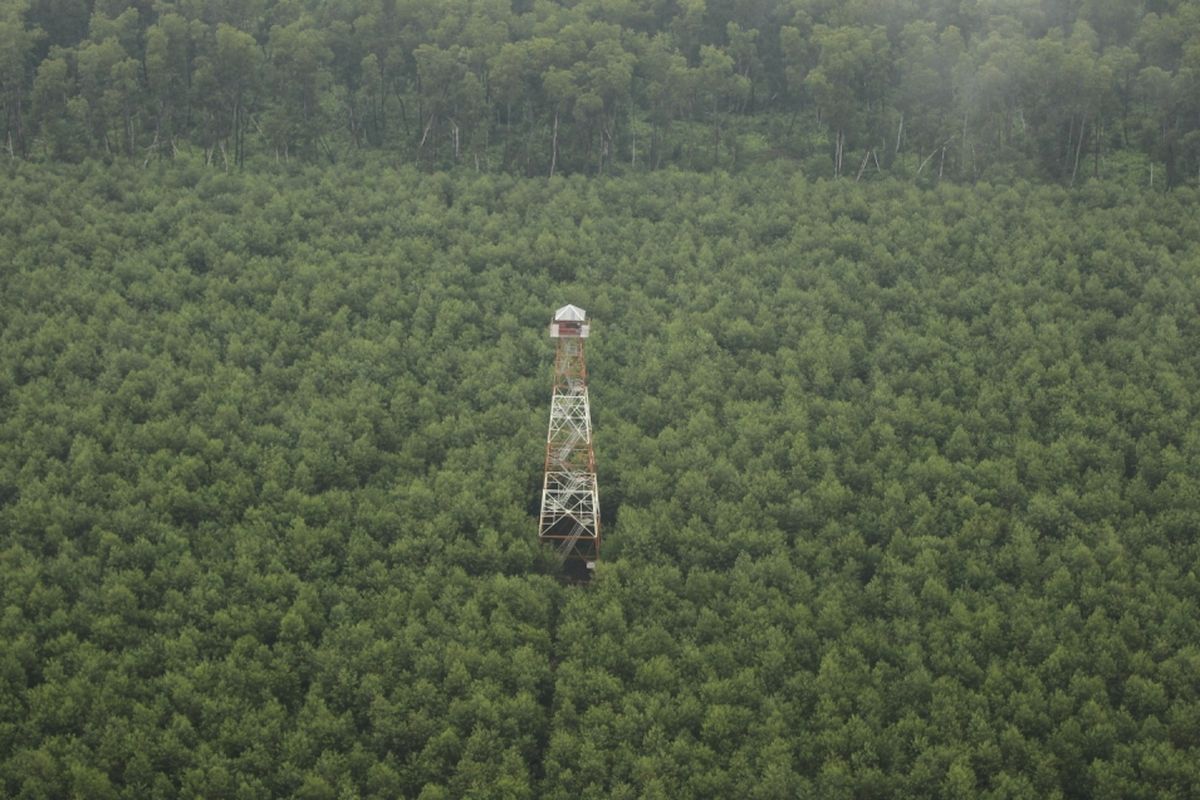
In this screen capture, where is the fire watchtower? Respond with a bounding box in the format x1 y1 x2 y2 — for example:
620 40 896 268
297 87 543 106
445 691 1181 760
538 304 600 573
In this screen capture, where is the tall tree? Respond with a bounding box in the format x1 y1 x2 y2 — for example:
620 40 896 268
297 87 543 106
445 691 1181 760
805 24 890 176
265 16 332 161
0 0 42 156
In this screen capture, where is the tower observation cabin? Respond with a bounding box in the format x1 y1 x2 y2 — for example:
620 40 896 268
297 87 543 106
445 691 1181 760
549 303 591 338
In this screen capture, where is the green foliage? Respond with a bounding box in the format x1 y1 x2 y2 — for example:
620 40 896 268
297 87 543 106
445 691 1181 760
1 162 1200 797
1 1 1200 182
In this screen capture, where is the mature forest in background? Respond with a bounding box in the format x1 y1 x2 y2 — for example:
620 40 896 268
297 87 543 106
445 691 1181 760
1 0 1200 182
2 162 1199 797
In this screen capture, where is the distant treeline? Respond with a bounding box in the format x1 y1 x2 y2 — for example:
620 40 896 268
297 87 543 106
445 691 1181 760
2 0 1199 182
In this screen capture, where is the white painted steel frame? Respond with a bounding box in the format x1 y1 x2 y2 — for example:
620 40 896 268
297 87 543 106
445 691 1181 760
538 323 600 565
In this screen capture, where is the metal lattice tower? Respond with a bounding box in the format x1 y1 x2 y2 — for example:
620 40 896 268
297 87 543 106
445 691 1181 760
538 304 600 571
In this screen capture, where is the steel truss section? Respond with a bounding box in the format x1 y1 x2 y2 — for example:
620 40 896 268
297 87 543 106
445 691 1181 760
539 312 599 567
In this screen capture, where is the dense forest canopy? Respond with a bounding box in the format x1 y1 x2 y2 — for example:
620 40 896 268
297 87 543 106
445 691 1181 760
2 160 1199 797
1 0 1200 182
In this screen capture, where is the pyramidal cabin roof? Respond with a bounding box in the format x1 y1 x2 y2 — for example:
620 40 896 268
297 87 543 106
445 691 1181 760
554 304 586 322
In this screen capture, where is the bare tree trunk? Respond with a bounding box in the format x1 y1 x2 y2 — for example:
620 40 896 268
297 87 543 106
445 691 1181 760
1065 114 1075 175
523 101 532 175
418 113 435 151
235 102 243 168
14 94 23 157
599 121 608 175
396 93 410 138
347 104 359 148
917 142 940 176
855 149 870 181
1070 115 1086 185
377 66 387 142
631 106 636 168
549 110 559 177
895 112 903 156
961 109 968 176
145 128 159 168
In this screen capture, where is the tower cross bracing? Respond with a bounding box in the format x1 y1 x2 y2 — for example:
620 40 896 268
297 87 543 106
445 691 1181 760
539 306 600 568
